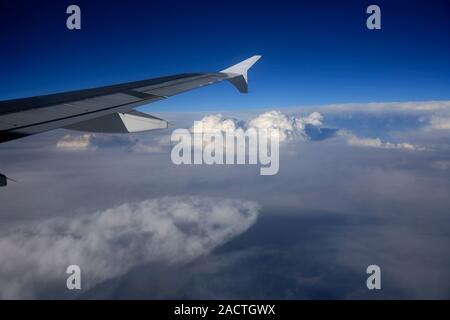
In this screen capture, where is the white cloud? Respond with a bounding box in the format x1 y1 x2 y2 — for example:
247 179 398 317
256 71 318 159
338 131 418 151
131 135 171 153
428 116 450 130
56 134 94 151
0 196 260 299
314 100 450 113
191 114 242 135
189 110 424 155
192 110 324 143
293 100 450 135
56 133 170 153
248 110 323 142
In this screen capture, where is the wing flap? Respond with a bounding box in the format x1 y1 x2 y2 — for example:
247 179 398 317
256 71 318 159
65 111 168 133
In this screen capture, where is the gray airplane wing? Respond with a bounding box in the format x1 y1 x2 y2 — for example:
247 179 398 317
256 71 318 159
0 55 261 143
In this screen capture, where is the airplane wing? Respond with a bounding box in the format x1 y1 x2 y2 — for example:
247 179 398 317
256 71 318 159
0 55 261 144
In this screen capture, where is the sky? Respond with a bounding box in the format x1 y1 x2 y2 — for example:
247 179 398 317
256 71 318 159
1 1 450 300
1 0 449 111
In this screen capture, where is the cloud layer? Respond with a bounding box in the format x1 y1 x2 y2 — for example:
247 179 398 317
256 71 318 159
3 100 450 299
0 196 260 299
56 107 425 154
56 132 170 153
337 130 418 150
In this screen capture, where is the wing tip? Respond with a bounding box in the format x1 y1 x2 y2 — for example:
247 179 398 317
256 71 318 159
221 55 262 75
221 55 262 93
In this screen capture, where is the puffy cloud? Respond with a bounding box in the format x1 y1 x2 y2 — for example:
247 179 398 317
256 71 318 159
338 131 418 151
248 111 323 142
191 114 243 135
56 134 94 151
188 110 424 156
192 110 324 143
184 111 325 166
0 196 260 299
190 110 421 152
302 112 324 126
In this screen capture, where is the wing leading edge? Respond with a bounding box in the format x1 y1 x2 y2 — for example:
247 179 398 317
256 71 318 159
0 55 261 143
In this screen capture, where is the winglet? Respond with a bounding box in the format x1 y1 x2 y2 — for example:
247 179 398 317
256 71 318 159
221 55 262 93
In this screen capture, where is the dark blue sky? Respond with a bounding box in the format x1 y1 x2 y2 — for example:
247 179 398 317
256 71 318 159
1 0 449 111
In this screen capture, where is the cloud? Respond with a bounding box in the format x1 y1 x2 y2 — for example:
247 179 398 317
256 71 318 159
337 130 419 150
190 109 419 151
285 100 450 140
131 135 171 153
56 133 170 153
56 134 94 151
431 160 450 171
191 110 324 143
0 196 260 299
428 116 450 130
189 108 422 151
313 100 450 114
248 111 323 142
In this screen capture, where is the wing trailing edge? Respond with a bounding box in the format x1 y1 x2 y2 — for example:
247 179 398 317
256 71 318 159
65 110 168 133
